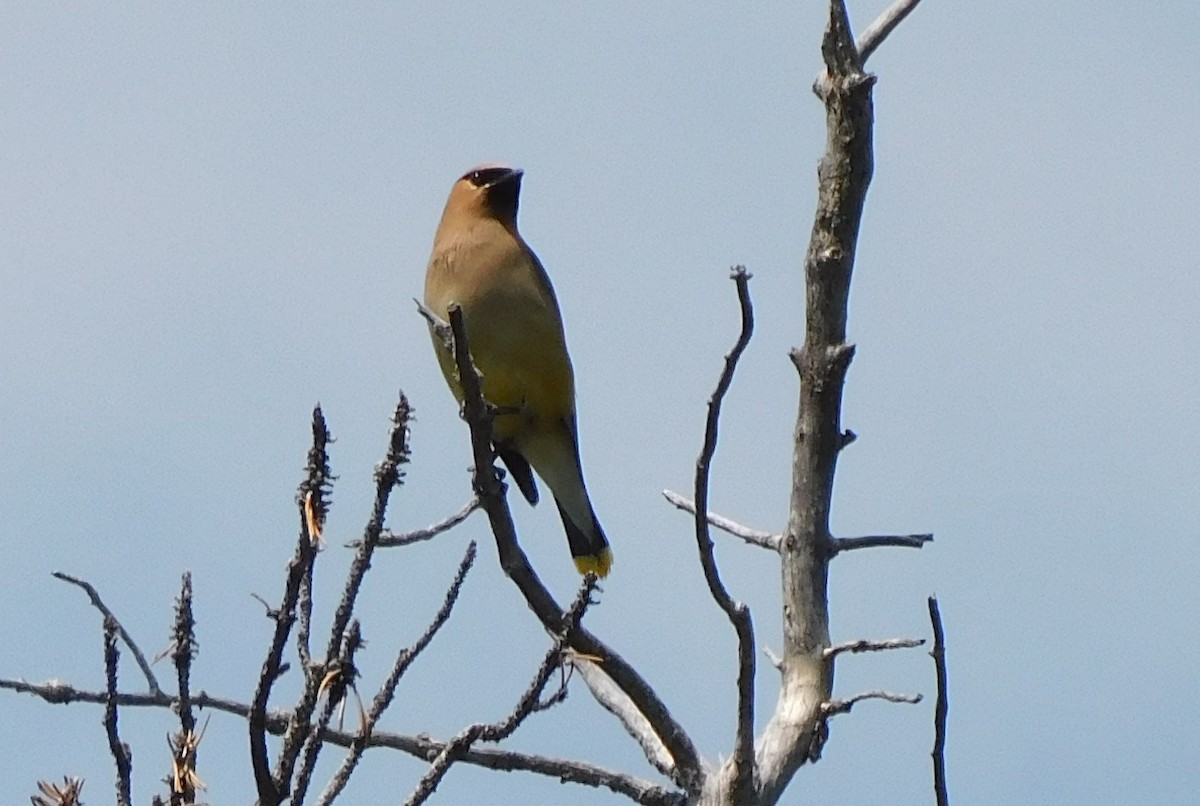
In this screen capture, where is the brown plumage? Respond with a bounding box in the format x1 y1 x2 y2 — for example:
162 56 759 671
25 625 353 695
423 165 612 577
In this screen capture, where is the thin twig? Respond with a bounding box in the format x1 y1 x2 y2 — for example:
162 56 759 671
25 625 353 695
928 596 950 806
292 621 364 804
856 0 924 64
404 575 598 806
249 515 313 805
103 617 133 806
375 496 482 548
297 405 333 676
324 395 411 661
249 405 331 806
822 689 922 717
53 572 162 697
274 397 412 797
691 266 757 803
443 303 704 793
661 489 780 551
830 533 933 553
172 572 197 736
316 541 478 806
823 637 925 660
169 572 199 806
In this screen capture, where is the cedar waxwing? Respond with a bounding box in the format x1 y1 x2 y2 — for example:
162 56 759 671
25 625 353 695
424 165 613 577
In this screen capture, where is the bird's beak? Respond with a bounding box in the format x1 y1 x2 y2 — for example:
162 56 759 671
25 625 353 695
488 167 524 188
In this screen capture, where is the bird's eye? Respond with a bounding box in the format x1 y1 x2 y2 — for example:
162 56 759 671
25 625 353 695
463 167 511 188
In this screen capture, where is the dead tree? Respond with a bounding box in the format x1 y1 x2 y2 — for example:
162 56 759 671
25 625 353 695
2 2 948 804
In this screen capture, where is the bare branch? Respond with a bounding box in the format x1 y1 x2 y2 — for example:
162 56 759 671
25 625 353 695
375 496 482 548
249 405 331 806
758 0 927 796
661 489 780 551
856 0 924 64
763 646 783 671
169 572 200 806
171 572 198 736
822 689 922 717
823 637 925 660
292 620 364 804
272 396 413 799
52 572 162 697
296 528 316 675
296 405 333 677
249 520 312 804
316 541 478 805
1 675 685 805
324 395 411 661
444 303 705 794
103 617 133 806
928 596 950 806
573 658 677 782
405 574 598 806
830 533 933 553
691 266 757 803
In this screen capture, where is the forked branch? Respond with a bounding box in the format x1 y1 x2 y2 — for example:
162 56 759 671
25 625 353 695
756 1 926 802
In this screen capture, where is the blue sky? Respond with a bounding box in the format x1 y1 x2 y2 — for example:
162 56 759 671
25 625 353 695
2 2 1198 803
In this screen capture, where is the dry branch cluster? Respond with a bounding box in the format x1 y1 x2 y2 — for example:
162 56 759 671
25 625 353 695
2 2 948 805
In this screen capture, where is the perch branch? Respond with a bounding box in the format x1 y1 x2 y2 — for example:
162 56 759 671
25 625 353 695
928 596 950 806
692 266 757 803
440 301 705 794
661 489 780 551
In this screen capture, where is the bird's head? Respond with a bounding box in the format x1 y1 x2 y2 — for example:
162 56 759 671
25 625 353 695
444 164 524 227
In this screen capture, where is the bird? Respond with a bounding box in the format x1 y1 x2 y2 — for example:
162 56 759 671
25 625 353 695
423 164 612 577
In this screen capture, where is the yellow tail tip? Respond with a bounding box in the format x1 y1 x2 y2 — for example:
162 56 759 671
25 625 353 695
574 548 613 578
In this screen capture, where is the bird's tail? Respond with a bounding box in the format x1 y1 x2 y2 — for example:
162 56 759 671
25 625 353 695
555 499 613 578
